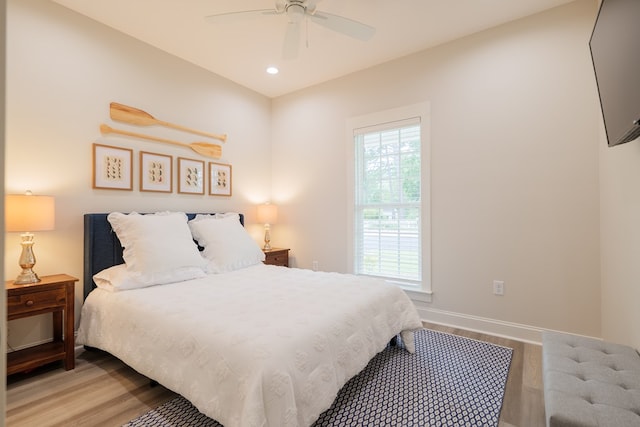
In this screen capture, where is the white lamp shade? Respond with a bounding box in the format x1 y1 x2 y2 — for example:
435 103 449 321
257 203 278 225
5 194 55 232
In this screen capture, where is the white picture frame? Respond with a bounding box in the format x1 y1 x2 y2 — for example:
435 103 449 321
92 143 133 190
209 162 232 197
178 157 205 195
140 151 172 193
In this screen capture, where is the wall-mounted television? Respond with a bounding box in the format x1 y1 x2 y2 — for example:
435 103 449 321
589 0 640 147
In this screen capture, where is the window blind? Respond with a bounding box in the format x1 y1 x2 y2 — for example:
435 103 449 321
354 119 421 283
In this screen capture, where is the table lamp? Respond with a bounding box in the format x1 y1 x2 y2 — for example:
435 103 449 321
256 203 278 250
5 192 55 284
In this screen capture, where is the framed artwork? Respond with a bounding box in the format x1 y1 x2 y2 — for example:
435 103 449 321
92 143 133 190
209 162 232 196
140 151 172 193
178 157 205 195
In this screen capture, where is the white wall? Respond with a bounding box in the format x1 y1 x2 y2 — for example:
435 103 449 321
599 132 640 349
272 0 602 339
5 0 272 350
593 0 640 350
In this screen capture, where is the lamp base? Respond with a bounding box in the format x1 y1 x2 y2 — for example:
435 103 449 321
263 225 272 250
14 232 41 284
14 269 41 285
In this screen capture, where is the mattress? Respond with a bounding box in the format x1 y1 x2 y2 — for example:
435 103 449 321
76 263 422 427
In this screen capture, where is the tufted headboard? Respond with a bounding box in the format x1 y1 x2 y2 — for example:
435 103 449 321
83 213 244 299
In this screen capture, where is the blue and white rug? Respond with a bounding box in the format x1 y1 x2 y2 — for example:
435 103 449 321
124 329 513 427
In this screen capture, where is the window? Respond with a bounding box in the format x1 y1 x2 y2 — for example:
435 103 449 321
348 103 430 292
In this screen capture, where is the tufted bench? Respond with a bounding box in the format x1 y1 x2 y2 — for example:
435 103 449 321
542 331 640 427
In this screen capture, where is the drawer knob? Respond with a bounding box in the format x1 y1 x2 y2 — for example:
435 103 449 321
25 300 34 307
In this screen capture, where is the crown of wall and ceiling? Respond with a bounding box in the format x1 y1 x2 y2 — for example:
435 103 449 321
52 0 576 98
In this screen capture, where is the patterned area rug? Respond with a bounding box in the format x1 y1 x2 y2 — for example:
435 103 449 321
123 329 512 427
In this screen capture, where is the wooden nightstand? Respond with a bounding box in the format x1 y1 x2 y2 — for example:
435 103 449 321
6 274 78 375
263 248 290 267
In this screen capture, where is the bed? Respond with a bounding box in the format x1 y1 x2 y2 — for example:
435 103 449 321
77 212 423 427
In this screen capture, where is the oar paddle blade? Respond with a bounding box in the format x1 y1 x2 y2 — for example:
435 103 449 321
191 142 222 159
110 102 158 126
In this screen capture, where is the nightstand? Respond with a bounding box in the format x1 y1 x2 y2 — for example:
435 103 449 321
6 274 78 375
263 248 290 267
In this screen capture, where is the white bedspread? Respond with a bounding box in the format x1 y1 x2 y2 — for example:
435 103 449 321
77 264 422 427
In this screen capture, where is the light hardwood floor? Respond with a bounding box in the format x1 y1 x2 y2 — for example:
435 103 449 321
424 323 546 427
6 324 545 426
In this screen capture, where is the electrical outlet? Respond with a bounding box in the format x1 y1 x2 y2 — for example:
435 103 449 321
312 261 319 271
493 280 505 296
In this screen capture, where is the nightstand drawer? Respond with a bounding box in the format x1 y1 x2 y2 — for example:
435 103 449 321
268 253 288 266
263 248 290 267
7 287 66 317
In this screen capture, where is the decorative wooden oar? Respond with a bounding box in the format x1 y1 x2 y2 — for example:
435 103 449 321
100 124 222 159
110 102 227 143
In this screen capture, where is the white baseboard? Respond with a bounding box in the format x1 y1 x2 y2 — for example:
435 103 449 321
414 306 545 345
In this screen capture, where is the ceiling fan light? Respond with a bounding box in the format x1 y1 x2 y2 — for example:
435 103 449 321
286 4 305 24
275 0 286 13
305 0 317 15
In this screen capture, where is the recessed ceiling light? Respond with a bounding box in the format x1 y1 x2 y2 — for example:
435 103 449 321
266 66 279 75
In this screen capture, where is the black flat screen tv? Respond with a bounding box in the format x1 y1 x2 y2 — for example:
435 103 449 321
589 0 640 147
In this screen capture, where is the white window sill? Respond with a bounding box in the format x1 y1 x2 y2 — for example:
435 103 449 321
401 287 432 303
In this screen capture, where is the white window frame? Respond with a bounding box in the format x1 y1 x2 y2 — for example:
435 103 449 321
346 102 431 296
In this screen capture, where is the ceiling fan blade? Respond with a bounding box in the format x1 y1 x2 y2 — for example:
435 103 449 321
309 11 375 41
205 9 280 24
283 22 301 59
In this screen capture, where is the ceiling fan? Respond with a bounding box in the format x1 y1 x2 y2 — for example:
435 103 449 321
206 0 376 59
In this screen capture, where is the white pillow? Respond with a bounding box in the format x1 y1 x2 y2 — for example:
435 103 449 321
188 212 237 222
93 263 205 292
107 211 207 285
188 213 265 273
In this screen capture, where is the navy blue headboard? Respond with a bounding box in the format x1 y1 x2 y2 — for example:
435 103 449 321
83 213 244 299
